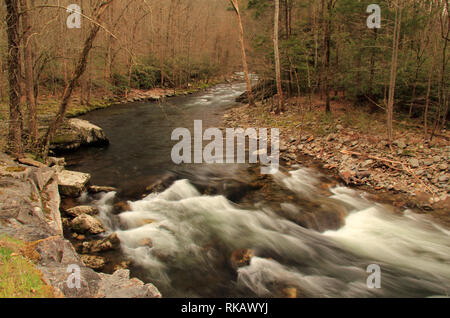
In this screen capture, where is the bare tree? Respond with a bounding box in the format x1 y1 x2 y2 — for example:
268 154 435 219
274 0 284 114
40 0 115 158
386 0 403 144
19 0 38 147
229 0 255 106
5 0 23 157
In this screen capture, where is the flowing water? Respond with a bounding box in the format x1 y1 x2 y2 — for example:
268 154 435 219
66 83 450 298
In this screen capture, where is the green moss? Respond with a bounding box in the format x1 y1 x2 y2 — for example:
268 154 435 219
51 134 77 145
5 167 26 173
0 235 56 298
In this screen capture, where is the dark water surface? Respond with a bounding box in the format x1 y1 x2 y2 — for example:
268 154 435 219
66 83 450 298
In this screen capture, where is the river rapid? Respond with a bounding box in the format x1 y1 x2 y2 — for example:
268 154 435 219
65 83 450 298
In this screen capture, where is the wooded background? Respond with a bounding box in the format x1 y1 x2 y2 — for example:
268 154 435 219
0 0 449 157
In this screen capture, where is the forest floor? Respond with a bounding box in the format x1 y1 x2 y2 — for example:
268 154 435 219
223 95 450 222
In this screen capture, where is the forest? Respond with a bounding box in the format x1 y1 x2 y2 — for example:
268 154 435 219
0 0 448 158
0 0 449 301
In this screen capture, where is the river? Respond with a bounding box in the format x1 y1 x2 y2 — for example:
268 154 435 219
65 82 450 298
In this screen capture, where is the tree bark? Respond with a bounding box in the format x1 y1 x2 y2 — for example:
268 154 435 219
19 0 38 147
274 0 284 113
5 0 23 157
387 2 402 144
229 0 254 106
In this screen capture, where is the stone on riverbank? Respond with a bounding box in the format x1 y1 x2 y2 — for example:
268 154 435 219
57 170 91 197
51 118 109 153
71 214 106 235
66 206 99 218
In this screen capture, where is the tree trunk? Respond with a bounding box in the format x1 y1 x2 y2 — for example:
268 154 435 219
5 0 23 157
274 0 284 113
229 0 254 106
40 0 114 158
424 40 438 140
387 3 402 144
19 0 38 147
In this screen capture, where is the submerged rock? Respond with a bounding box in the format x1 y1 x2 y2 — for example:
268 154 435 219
230 249 254 269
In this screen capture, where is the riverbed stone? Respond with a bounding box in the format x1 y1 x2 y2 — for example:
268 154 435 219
66 206 99 218
81 255 106 270
71 214 105 235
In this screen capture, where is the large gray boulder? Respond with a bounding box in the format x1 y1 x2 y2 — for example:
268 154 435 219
51 118 109 153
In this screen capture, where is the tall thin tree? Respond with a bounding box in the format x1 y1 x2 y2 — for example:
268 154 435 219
5 0 23 157
229 0 255 106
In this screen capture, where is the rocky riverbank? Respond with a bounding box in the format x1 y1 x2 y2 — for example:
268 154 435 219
223 102 450 225
0 152 161 298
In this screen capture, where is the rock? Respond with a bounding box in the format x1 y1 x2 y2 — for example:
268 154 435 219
409 158 419 168
97 269 162 298
113 261 131 272
361 160 373 168
80 233 121 254
423 158 434 166
433 156 441 163
357 170 371 179
71 214 106 235
282 287 297 298
51 118 109 153
47 157 66 167
114 201 131 213
140 238 153 248
57 170 91 197
17 157 46 168
88 185 118 194
339 170 353 185
438 175 449 183
439 163 448 171
230 249 254 269
393 140 407 149
81 255 106 270
336 124 343 131
66 206 99 218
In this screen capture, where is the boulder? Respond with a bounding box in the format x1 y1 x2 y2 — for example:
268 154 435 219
71 214 106 235
88 185 118 194
66 206 99 218
57 170 91 197
51 118 109 153
97 269 162 298
80 233 121 254
230 249 254 269
81 255 106 270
